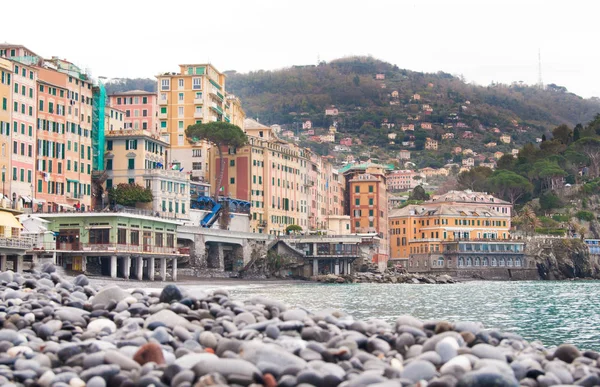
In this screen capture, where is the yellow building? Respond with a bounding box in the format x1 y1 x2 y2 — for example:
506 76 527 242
224 95 245 128
156 64 243 184
0 58 11 202
103 128 189 219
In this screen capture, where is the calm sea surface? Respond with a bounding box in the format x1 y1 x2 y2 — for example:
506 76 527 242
179 281 600 351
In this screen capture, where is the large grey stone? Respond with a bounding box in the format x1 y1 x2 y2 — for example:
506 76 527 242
91 286 130 307
240 341 306 369
402 360 437 382
143 309 195 330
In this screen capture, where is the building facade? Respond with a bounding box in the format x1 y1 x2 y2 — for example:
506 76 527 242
108 90 158 134
387 170 420 191
342 163 389 269
0 59 12 203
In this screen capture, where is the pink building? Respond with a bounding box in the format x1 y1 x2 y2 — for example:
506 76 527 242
109 90 158 135
387 170 419 191
325 106 339 116
340 137 353 146
302 120 312 130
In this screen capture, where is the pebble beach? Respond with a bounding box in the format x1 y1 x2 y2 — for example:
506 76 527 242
0 264 598 387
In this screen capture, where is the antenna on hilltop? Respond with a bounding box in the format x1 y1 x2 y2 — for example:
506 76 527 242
537 49 544 89
317 53 320 65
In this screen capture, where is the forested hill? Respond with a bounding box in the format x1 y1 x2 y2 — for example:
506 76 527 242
225 56 600 139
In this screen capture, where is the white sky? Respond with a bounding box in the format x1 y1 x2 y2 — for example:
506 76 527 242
2 0 599 98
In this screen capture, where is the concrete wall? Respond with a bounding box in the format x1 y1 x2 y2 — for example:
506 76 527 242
183 209 250 232
410 268 539 280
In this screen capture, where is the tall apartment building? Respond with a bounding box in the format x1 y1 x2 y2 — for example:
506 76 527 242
108 90 158 135
10 61 37 206
0 59 12 203
35 63 93 211
387 170 421 191
156 64 241 184
342 163 389 269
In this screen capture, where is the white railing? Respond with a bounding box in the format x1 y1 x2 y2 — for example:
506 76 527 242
0 237 33 249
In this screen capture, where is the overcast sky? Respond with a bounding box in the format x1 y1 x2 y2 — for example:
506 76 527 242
2 0 599 98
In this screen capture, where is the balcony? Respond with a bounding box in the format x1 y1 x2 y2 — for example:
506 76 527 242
194 111 203 119
258 221 267 228
158 112 167 119
66 192 81 200
158 99 167 105
409 238 441 243
0 237 33 251
210 103 223 115
194 98 203 104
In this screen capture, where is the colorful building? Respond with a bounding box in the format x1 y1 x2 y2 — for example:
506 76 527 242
157 64 239 183
0 58 12 203
387 170 420 191
342 163 389 269
108 90 158 135
103 128 189 219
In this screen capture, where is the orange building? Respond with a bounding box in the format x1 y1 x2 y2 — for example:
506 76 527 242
342 163 389 269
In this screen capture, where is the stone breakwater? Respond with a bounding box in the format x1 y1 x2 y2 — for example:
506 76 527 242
313 273 456 284
0 266 598 387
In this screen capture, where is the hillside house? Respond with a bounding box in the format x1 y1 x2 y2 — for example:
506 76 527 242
500 134 511 144
334 145 350 152
340 138 353 146
425 138 438 150
485 142 497 148
461 131 474 139
389 100 400 106
442 133 455 140
346 155 355 162
421 167 449 177
462 148 474 156
494 151 504 160
354 138 362 145
306 129 315 135
413 94 421 101
511 149 519 157
452 146 462 154
388 133 398 140
399 150 411 160
480 162 496 169
491 127 501 134
321 134 335 143
402 141 415 148
376 74 385 80
401 124 415 131
325 107 339 116
309 135 322 142
329 125 337 134
535 137 543 143
456 122 469 128
421 122 432 130
302 120 312 130
391 90 399 98
462 158 475 167
282 130 294 138
421 104 431 111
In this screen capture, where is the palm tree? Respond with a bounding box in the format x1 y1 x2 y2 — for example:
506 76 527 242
515 205 541 236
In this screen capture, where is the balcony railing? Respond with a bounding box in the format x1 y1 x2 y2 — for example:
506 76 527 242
47 242 187 255
0 237 33 250
158 99 167 105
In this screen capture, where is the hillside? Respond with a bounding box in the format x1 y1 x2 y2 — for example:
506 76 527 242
225 56 600 156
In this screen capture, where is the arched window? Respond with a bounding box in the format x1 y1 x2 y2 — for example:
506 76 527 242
458 257 464 267
507 258 513 267
482 257 489 266
499 258 505 266
475 257 481 266
438 257 444 267
467 257 473 266
492 257 497 266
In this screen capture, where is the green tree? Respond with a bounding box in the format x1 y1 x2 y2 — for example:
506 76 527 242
539 191 562 211
487 170 533 204
573 124 582 141
457 166 493 191
572 137 600 178
108 183 153 207
514 205 541 236
185 122 248 199
497 154 516 171
353 75 360 86
409 185 430 201
551 124 572 145
286 224 303 235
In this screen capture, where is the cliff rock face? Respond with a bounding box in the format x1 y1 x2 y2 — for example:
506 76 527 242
526 238 598 280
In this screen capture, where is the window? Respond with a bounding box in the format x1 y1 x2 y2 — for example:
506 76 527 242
89 229 110 244
369 185 374 193
160 79 170 90
142 97 148 104
117 229 127 244
192 162 202 170
230 177 235 184
354 186 359 193
166 234 174 248
355 198 360 206
230 160 235 167
128 159 135 170
130 230 140 245
106 159 113 170
369 198 374 205
155 233 164 247
178 79 184 88
178 106 184 117
178 134 184 146
192 78 202 89
106 141 113 150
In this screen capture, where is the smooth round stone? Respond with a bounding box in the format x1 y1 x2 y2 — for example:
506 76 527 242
91 286 130 307
395 315 424 329
87 318 116 334
457 371 519 387
367 337 391 354
454 322 483 334
151 327 171 344
436 337 459 363
406 344 423 359
299 348 322 361
86 376 106 387
402 360 437 382
0 271 15 283
171 369 195 386
173 326 192 342
0 330 26 346
281 309 308 321
104 350 140 371
159 285 183 303
233 312 256 326
395 332 416 353
73 274 89 287
199 331 218 349
14 358 40 372
553 344 581 364
69 378 85 387
471 344 507 361
265 324 280 339
80 364 120 382
440 355 472 374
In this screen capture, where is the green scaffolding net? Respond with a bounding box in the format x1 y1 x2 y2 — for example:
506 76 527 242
92 83 106 171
